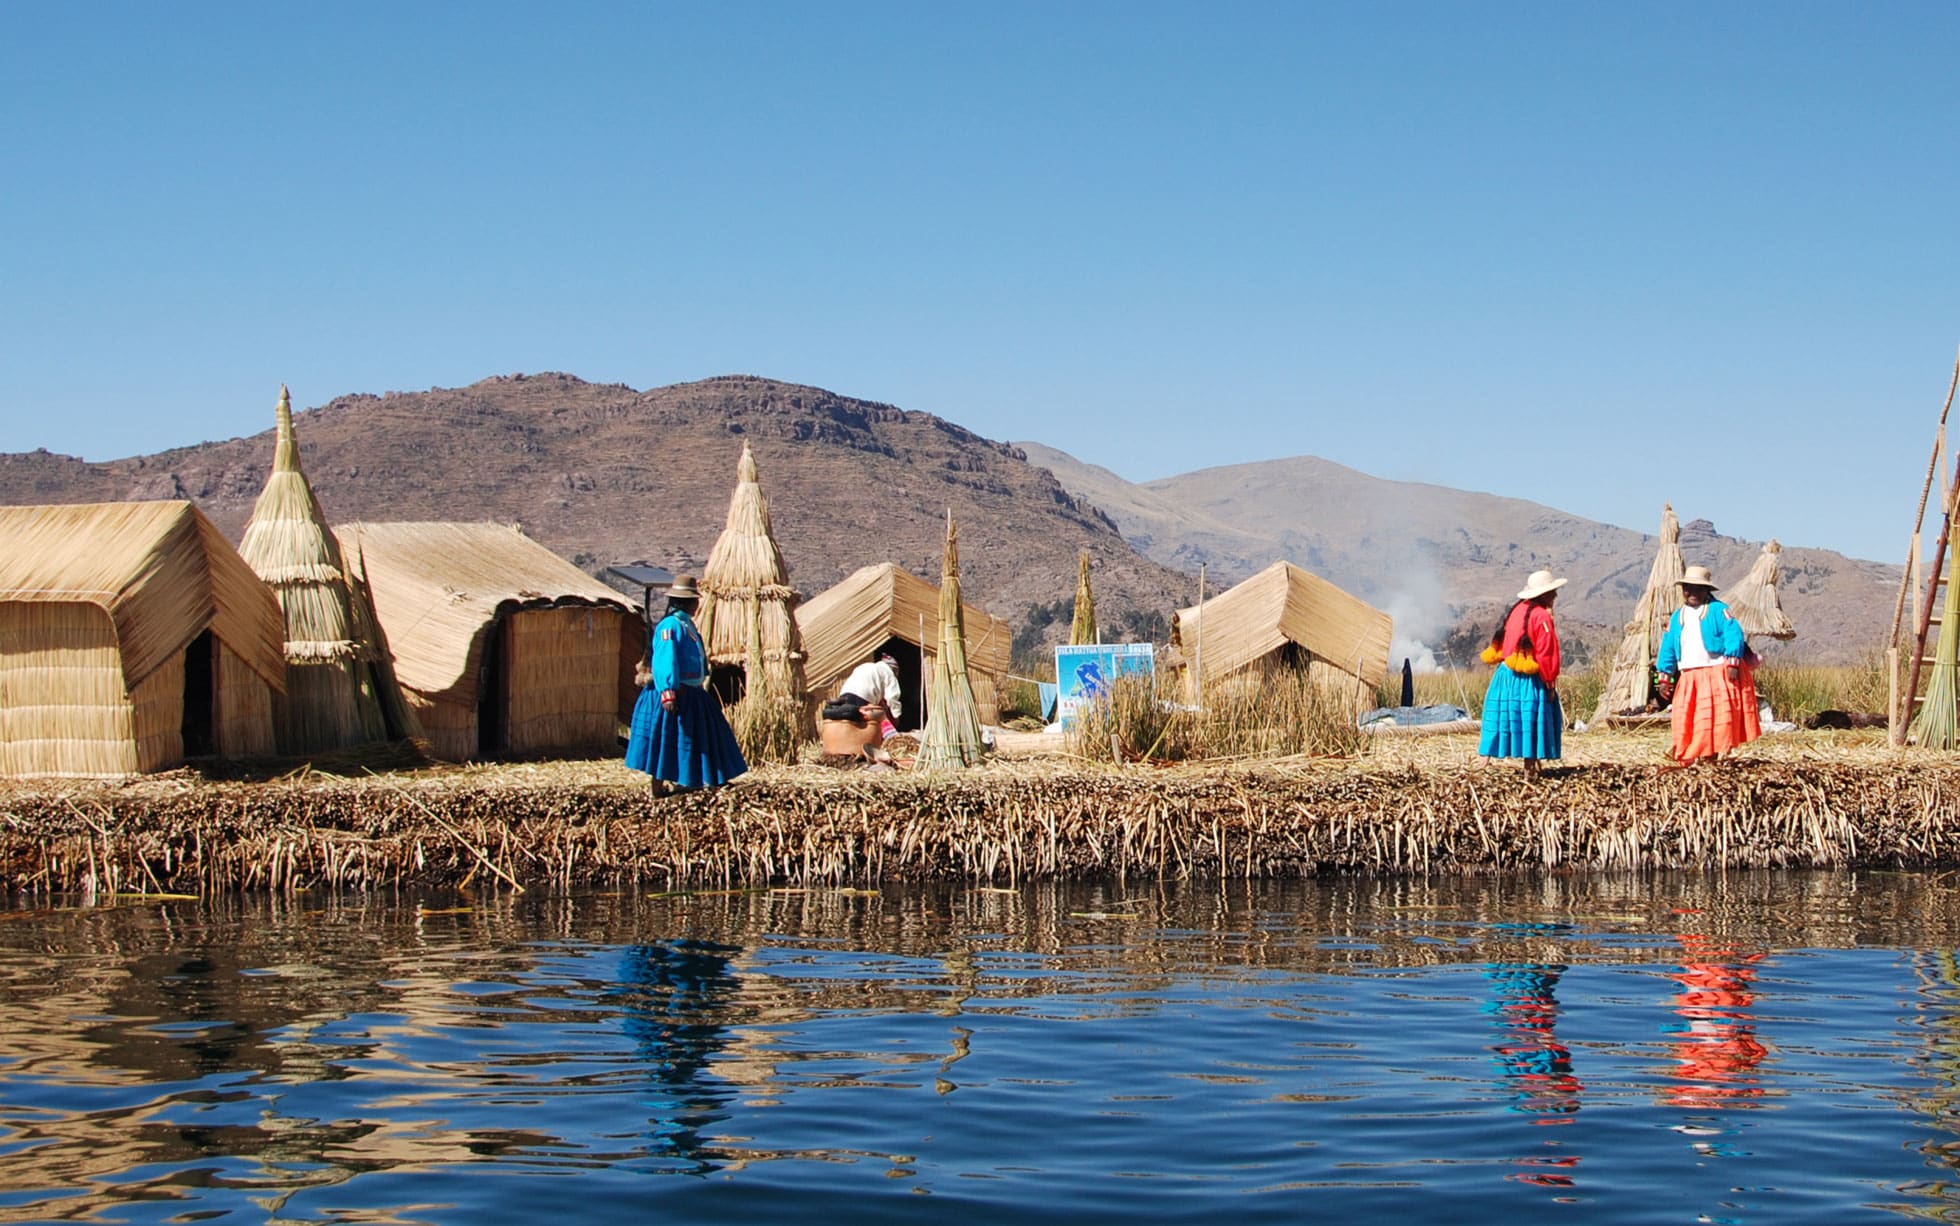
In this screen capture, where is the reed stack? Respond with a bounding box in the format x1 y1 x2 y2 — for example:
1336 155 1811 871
917 511 987 769
1070 550 1097 646
1595 503 1686 722
1726 540 1797 642
694 442 809 764
238 386 402 755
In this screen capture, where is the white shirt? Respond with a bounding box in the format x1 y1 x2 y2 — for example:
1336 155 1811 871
842 660 903 720
1677 605 1716 670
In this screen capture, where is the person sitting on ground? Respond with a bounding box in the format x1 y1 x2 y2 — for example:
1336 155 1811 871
823 651 904 730
625 576 748 797
1478 569 1567 776
1655 565 1761 766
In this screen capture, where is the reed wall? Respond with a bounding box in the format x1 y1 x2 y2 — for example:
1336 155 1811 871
214 642 277 760
128 655 183 775
408 690 477 763
0 603 140 777
504 606 622 756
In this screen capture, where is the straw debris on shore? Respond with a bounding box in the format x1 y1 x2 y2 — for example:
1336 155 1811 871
1 729 1953 897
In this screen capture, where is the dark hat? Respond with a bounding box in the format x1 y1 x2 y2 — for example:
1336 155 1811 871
668 575 700 600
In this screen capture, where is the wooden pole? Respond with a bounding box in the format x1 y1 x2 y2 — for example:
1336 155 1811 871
1901 348 1960 711
1888 645 1903 748
1193 563 1206 710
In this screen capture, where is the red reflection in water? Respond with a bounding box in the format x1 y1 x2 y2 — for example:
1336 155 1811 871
1663 933 1768 1108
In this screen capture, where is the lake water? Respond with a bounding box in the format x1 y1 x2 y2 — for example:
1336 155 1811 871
6 872 1960 1224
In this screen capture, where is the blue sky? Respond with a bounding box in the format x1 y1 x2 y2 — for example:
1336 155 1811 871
3 2 1956 564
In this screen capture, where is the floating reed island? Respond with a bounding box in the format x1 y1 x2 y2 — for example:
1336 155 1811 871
1 730 1955 898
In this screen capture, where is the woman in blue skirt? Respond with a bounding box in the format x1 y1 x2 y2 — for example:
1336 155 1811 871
626 576 747 796
1479 569 1567 775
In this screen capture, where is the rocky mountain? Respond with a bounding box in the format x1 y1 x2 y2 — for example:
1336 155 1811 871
0 374 1197 660
1019 443 1898 666
0 372 1897 672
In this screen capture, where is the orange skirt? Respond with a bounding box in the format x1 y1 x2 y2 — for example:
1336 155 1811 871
1670 664 1761 763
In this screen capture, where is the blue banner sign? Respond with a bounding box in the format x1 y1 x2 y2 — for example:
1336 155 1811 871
1055 643 1156 728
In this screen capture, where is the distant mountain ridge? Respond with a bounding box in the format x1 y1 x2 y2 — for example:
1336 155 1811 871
0 374 1195 659
0 372 1894 670
1018 442 1896 665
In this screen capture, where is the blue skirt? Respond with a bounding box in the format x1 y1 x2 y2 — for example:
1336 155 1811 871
625 684 748 788
1479 664 1562 761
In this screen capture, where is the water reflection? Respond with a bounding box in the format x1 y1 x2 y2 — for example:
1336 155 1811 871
2 873 1960 1224
614 939 742 1172
1483 951 1582 1190
1662 930 1770 1110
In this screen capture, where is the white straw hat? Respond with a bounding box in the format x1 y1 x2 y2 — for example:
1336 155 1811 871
1516 569 1568 600
1677 565 1719 591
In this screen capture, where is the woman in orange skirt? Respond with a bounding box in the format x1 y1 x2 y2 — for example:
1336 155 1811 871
1655 565 1760 764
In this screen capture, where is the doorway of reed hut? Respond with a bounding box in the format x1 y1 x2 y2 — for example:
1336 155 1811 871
881 636 924 733
709 663 745 708
181 630 216 758
477 618 509 760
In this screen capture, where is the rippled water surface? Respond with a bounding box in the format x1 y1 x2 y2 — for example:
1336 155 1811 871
8 872 1960 1223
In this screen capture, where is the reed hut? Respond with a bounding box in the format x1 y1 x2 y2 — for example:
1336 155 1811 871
1592 504 1686 724
239 385 411 754
335 522 646 761
0 501 285 777
1070 550 1097 646
796 562 1012 730
1724 539 1797 642
694 442 808 716
918 511 987 768
1166 561 1392 711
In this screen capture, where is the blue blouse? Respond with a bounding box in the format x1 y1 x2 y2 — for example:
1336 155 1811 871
1655 599 1747 675
650 609 707 691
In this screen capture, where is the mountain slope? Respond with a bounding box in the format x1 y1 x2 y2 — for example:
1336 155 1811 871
0 374 1196 658
1021 444 1896 665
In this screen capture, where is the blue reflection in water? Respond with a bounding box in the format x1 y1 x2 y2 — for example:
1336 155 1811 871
1482 962 1582 1188
612 939 741 1173
7 874 1960 1225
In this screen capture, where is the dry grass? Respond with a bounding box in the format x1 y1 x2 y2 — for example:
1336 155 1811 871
1755 656 1890 725
1067 669 1368 762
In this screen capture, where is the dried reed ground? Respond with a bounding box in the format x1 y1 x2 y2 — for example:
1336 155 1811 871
0 727 1952 896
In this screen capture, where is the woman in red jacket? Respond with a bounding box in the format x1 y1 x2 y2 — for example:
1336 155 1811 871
1479 569 1566 775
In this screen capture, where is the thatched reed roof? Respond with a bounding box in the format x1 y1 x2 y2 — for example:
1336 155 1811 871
0 500 285 692
797 562 1012 692
697 441 806 699
1725 540 1797 641
1593 504 1685 722
334 522 632 699
1168 561 1393 691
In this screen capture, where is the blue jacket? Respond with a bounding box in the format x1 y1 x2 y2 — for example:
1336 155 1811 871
649 609 707 691
1655 600 1746 675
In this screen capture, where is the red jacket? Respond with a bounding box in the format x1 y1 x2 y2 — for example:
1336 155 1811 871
1495 602 1561 686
